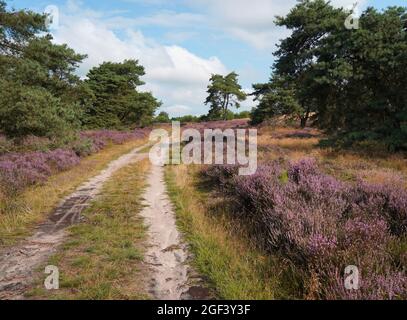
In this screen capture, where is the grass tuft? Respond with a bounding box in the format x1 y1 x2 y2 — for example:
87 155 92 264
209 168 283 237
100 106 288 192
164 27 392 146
27 158 150 300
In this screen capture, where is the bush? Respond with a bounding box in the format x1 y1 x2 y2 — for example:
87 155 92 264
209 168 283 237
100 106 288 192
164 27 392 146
0 81 80 139
0 150 80 194
201 159 407 299
0 135 13 155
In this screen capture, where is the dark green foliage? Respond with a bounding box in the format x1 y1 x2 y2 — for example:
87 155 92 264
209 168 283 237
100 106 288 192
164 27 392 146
84 60 161 129
0 2 86 138
172 115 200 123
251 0 407 149
154 111 171 123
205 72 247 120
0 80 80 138
0 0 47 55
234 110 251 119
250 77 303 126
0 2 159 138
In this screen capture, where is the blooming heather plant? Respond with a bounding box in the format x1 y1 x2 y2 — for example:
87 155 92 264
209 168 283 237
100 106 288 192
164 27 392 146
201 158 407 299
79 129 149 149
46 149 80 171
0 129 149 195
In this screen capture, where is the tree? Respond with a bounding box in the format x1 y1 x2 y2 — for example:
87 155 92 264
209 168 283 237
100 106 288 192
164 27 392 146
0 80 79 138
250 77 303 126
0 1 86 138
155 111 171 123
251 0 407 149
0 0 47 55
84 60 160 128
205 72 246 120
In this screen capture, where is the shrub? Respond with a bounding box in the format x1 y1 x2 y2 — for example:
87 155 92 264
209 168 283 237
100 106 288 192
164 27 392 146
201 159 407 299
0 135 13 155
0 149 80 194
0 129 149 195
0 82 80 139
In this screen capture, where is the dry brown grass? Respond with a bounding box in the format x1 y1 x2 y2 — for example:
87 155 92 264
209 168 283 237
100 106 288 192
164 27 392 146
0 138 147 248
257 126 407 186
165 164 297 299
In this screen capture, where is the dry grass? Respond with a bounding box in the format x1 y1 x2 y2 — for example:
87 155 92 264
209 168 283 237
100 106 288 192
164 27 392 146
0 138 147 248
165 164 298 300
257 126 407 186
27 159 150 300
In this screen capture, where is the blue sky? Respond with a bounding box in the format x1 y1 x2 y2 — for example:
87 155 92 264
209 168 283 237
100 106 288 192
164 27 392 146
6 0 406 116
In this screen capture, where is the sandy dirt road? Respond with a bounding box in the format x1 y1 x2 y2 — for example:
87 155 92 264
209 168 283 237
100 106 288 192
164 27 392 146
0 142 210 300
0 144 148 299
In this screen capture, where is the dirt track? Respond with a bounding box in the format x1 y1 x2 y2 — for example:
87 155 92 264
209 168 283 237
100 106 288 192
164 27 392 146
0 144 148 300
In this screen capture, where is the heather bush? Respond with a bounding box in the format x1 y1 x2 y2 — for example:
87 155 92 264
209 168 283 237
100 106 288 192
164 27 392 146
79 129 149 151
0 129 148 195
0 152 51 194
71 138 95 157
324 269 407 300
46 149 80 171
201 158 407 299
0 149 80 194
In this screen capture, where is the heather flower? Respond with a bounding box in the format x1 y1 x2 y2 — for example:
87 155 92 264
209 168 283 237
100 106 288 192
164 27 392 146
46 149 80 171
201 158 407 299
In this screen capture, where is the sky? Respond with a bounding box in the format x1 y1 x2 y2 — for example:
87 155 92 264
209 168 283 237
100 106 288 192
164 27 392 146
6 0 407 116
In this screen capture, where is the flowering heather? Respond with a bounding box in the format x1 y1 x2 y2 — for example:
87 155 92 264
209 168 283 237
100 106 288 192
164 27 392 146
80 128 149 151
0 129 149 194
0 150 80 194
201 159 407 299
325 269 407 300
183 119 249 137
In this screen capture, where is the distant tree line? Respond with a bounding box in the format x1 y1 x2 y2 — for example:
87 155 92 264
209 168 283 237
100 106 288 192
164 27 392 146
154 110 251 124
250 0 407 150
0 1 160 140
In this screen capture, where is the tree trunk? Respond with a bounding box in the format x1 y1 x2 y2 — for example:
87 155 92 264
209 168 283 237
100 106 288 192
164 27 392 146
300 105 311 128
220 94 228 120
300 117 307 128
224 94 230 120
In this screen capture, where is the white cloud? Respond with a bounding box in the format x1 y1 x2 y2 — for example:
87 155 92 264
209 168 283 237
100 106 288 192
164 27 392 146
164 104 192 116
187 0 368 50
51 4 227 117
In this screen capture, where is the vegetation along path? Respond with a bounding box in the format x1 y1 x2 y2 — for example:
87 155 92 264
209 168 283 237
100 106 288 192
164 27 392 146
0 144 149 299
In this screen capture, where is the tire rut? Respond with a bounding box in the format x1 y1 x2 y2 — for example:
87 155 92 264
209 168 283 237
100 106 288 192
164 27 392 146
0 144 148 300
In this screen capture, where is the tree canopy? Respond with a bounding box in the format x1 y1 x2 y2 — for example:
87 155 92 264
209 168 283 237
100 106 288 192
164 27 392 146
205 72 246 120
0 1 160 138
251 0 407 149
0 2 86 138
84 60 161 129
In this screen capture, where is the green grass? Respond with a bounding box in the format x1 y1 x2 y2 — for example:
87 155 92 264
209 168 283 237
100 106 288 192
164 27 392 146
165 164 297 300
27 159 150 300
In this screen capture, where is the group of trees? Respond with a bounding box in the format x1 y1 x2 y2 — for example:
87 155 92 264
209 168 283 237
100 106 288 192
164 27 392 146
250 0 407 149
154 110 251 124
0 1 160 139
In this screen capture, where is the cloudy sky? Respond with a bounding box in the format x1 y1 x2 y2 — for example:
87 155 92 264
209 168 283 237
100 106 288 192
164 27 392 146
8 0 405 116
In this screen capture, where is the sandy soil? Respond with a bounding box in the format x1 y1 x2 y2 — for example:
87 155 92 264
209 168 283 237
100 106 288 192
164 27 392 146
140 164 211 300
0 144 148 300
